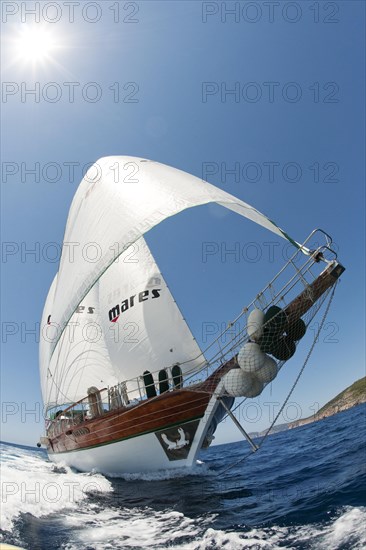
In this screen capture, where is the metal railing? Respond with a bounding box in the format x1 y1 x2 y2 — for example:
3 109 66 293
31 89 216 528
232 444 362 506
47 230 339 437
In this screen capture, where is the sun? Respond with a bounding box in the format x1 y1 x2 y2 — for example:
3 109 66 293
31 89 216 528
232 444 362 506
14 26 57 64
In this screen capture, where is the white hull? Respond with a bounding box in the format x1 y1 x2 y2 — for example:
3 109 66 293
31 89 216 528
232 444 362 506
48 389 222 475
49 431 195 474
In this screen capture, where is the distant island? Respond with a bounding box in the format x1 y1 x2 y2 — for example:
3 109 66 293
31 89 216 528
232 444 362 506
288 376 366 429
249 376 366 438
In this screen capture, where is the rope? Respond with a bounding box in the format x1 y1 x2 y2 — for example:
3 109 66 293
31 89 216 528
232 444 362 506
220 281 338 474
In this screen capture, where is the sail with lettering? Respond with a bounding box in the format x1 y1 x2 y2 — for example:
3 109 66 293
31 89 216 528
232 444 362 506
98 237 204 400
38 157 344 475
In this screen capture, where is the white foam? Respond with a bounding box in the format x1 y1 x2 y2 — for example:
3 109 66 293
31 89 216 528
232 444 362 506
320 507 366 549
116 460 211 481
0 443 113 533
2 444 365 550
63 508 213 549
62 506 366 550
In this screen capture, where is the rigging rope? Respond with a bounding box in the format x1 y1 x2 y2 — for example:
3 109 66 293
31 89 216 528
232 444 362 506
220 281 338 474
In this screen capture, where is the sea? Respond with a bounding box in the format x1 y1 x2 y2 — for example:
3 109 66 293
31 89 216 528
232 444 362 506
1 403 365 550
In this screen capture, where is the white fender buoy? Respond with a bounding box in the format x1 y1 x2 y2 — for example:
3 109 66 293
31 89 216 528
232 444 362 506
247 308 265 341
223 369 264 398
244 375 264 398
238 342 266 373
256 354 278 384
223 369 254 397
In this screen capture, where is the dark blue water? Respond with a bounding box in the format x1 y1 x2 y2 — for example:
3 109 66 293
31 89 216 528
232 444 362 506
1 403 365 549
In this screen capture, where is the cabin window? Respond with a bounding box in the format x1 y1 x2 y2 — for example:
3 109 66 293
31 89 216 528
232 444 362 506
143 370 157 398
158 369 169 394
172 364 183 389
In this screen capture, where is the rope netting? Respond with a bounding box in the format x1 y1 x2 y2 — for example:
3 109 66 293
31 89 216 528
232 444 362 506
220 281 338 473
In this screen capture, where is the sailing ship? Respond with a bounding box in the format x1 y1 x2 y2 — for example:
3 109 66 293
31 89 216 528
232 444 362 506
38 156 345 474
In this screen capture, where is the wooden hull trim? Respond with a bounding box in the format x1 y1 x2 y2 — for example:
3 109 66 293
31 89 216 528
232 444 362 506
47 383 226 474
48 414 204 455
47 388 215 455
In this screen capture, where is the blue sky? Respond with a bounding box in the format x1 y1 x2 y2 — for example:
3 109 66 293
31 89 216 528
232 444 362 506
1 0 365 447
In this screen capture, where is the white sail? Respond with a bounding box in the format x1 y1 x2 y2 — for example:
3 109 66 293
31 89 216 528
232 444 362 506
49 156 297 355
40 281 118 410
98 237 203 398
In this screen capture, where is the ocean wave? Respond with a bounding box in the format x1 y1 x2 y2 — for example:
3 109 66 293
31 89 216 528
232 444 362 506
61 505 366 550
0 443 113 533
1 405 365 549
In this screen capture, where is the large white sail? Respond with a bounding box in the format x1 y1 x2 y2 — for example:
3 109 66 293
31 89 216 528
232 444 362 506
49 156 297 355
40 281 118 410
98 237 203 397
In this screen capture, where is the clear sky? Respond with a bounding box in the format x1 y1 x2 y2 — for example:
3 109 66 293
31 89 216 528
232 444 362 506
1 1 365 447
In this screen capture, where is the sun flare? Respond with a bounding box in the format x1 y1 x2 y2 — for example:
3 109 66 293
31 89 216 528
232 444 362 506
15 26 57 63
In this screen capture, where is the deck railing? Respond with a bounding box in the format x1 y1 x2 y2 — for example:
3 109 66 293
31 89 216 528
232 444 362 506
47 230 339 438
